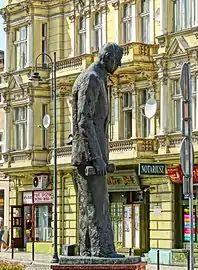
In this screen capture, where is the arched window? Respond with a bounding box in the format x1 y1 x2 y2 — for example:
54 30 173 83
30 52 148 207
94 12 102 50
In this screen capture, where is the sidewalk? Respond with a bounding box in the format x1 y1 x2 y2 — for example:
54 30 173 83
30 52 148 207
0 250 196 269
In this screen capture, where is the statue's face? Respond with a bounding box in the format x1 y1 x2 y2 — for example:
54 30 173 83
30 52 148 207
105 52 123 74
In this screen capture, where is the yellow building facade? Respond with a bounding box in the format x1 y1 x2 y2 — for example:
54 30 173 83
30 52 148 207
2 0 197 266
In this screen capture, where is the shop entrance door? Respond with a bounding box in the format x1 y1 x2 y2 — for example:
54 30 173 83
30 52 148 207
11 206 24 248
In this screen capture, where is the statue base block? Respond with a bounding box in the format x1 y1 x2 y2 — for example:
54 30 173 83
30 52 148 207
51 256 146 270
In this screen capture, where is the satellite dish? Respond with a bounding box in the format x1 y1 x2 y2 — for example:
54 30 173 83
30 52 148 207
155 8 160 23
144 97 157 119
43 114 51 129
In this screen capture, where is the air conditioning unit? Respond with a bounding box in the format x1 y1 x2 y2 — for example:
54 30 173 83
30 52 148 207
32 175 48 190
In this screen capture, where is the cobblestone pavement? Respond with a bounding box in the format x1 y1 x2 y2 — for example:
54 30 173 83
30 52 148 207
0 250 196 269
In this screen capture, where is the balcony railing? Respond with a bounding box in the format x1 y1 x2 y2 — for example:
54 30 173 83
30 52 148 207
54 138 156 161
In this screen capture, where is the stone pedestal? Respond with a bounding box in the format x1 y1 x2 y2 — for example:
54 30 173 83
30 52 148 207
51 256 146 270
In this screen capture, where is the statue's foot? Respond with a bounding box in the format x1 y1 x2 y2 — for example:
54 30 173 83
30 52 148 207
81 251 91 257
109 252 125 258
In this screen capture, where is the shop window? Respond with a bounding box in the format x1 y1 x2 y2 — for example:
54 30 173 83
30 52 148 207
110 202 140 249
0 190 4 220
34 205 52 241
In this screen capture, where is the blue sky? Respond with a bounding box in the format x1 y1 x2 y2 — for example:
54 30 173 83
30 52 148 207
0 0 4 50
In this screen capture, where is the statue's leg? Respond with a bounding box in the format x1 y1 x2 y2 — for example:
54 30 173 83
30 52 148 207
77 169 91 256
87 174 115 257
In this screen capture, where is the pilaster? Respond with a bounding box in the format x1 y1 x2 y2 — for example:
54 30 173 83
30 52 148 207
3 104 10 152
27 21 33 67
149 0 154 43
131 2 136 42
69 15 75 57
26 101 33 150
158 77 168 135
160 0 167 35
112 1 119 44
131 84 137 138
85 11 91 54
4 25 10 72
149 179 174 249
101 7 107 45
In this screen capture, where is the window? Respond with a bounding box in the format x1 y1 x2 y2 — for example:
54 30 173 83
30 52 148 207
34 205 52 241
94 12 102 50
140 0 150 43
42 23 47 68
0 132 3 161
42 104 48 149
123 4 132 43
79 16 86 54
110 202 141 249
140 89 150 137
172 78 197 132
172 79 182 132
123 92 132 139
173 0 197 31
0 190 4 221
14 107 27 150
14 26 27 70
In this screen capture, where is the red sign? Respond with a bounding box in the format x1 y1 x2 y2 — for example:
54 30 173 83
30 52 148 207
167 165 198 184
34 191 53 204
167 166 183 183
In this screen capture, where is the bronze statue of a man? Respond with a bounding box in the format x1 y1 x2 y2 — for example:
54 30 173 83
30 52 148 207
71 43 123 257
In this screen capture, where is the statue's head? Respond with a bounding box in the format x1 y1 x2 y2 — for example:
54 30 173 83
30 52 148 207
98 42 123 74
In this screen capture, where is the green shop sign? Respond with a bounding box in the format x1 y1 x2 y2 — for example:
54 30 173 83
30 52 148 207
138 163 166 176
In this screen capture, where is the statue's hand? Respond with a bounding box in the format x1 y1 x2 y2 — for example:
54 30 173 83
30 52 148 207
92 158 107 176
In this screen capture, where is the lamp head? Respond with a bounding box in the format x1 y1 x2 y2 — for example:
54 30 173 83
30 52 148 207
29 72 42 87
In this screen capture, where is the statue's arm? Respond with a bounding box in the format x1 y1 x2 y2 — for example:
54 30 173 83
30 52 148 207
77 73 103 161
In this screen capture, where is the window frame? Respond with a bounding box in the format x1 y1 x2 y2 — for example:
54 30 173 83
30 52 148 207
140 0 150 43
123 91 133 139
78 16 86 54
140 89 151 138
14 107 27 150
93 12 102 51
122 3 132 44
14 26 28 70
0 130 4 162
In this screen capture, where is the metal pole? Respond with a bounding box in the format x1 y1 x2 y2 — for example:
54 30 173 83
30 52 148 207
51 52 59 263
188 73 194 270
157 249 160 270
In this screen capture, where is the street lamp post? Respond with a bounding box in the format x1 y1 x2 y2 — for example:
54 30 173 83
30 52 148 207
29 52 59 263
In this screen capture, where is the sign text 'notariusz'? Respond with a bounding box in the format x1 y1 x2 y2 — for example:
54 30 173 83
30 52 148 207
138 163 166 176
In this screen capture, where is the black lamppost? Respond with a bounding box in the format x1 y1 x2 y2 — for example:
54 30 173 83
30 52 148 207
29 52 59 263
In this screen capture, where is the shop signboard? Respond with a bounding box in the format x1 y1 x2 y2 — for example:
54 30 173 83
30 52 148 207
183 206 197 242
34 190 53 204
138 163 166 176
23 191 33 204
167 165 198 183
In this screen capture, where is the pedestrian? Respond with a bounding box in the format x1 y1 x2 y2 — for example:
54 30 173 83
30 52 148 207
0 217 9 251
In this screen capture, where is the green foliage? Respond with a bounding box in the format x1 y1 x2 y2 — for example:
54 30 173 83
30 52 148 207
0 260 25 270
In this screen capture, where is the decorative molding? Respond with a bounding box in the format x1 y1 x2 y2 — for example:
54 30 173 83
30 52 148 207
69 14 75 23
157 36 166 48
112 0 119 10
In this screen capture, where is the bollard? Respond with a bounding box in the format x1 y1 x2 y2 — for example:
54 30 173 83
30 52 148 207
11 240 14 259
157 249 160 270
187 250 190 270
32 238 34 261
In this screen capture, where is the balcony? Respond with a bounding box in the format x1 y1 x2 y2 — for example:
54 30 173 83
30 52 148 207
50 138 157 166
55 54 93 78
2 150 49 172
156 132 198 159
